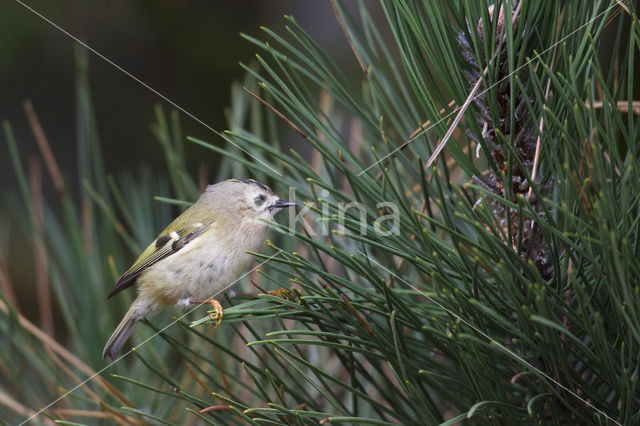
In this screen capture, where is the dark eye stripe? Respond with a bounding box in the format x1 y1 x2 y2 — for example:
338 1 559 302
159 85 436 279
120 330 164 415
229 178 271 192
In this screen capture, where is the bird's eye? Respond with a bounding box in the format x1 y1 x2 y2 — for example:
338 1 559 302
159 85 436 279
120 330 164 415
254 194 266 206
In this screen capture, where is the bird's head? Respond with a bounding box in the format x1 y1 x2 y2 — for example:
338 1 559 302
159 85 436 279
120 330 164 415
204 179 295 222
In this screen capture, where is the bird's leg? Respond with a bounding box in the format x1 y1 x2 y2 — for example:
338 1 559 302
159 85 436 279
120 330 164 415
189 299 223 327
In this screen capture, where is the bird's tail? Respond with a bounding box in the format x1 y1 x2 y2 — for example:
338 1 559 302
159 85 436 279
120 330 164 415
103 297 147 360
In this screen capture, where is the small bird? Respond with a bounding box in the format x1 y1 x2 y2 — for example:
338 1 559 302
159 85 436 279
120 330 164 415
102 179 295 359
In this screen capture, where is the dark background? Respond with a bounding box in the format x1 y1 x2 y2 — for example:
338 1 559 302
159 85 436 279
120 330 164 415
0 1 365 319
0 1 358 194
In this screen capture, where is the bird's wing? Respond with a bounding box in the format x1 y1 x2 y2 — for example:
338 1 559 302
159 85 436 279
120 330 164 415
106 222 211 299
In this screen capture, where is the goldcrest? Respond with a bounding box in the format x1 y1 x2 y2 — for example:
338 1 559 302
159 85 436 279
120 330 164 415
102 178 294 359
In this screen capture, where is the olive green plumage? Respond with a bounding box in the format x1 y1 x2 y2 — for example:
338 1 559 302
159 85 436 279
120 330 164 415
102 179 294 359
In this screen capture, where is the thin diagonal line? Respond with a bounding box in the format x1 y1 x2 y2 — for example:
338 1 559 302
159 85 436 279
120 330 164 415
357 1 618 176
18 250 283 425
13 0 282 177
357 250 620 425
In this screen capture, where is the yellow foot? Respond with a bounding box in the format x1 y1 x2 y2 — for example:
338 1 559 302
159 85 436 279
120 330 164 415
190 299 223 327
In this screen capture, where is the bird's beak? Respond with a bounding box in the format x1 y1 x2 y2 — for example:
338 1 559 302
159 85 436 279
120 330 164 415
271 199 296 209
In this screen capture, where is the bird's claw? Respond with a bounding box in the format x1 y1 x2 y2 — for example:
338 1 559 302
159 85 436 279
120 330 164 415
190 299 223 327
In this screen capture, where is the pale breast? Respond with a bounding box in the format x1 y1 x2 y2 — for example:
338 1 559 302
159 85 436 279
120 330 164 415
137 221 266 309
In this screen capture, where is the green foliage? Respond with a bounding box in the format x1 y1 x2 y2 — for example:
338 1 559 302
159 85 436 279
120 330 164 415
1 1 639 425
